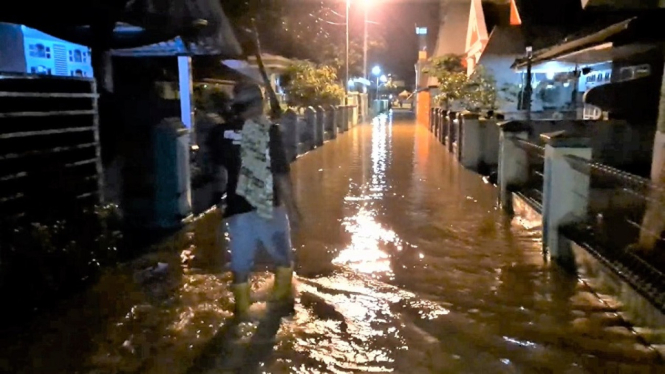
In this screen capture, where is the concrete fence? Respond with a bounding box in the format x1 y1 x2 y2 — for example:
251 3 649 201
324 105 337 141
280 105 358 161
428 108 665 337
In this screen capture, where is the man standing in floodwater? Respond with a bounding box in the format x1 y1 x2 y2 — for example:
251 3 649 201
208 82 301 320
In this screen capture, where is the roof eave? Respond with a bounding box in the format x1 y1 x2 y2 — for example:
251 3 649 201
511 17 635 70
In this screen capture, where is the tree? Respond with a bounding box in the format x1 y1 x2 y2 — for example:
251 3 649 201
425 54 500 112
222 0 386 79
281 62 345 107
424 54 468 110
464 65 498 111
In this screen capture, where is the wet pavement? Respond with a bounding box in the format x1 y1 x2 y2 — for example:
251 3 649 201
2 112 664 373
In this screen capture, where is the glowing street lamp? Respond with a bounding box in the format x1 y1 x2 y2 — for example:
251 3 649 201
362 0 374 80
372 66 381 76
372 66 382 99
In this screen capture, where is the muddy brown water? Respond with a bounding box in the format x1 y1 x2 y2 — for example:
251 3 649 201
0 113 662 374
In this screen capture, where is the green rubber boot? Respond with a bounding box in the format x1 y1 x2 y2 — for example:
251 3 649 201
271 266 295 315
232 283 251 320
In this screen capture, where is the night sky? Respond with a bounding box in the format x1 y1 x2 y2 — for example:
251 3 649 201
353 0 440 86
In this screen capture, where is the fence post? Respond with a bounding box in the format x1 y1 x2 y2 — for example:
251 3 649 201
459 112 481 170
455 112 464 160
498 121 530 213
447 111 457 153
440 109 448 145
303 107 316 151
281 109 298 162
438 109 445 144
296 111 307 156
325 105 337 140
315 106 325 147
343 106 350 132
481 117 500 167
429 108 435 133
541 131 591 265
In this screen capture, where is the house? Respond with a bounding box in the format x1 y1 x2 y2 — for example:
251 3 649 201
0 23 93 77
427 0 471 88
511 13 665 122
463 0 577 113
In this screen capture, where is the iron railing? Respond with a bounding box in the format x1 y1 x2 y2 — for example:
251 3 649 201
514 139 545 211
562 155 665 312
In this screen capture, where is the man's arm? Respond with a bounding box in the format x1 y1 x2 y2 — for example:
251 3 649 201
275 173 301 219
270 126 301 228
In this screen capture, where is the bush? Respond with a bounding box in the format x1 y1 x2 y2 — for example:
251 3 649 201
425 54 499 112
282 62 344 107
0 204 123 316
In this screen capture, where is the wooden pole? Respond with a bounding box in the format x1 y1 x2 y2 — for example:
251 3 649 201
251 19 282 120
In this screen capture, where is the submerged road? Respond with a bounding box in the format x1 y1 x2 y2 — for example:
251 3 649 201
1 113 663 373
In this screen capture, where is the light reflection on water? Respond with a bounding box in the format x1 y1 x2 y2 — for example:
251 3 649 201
1 114 663 373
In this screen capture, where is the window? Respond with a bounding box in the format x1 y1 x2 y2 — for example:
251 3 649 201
30 66 51 75
28 43 47 58
635 64 651 78
74 50 82 63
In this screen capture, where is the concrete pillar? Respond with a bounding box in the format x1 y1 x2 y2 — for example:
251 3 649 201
636 59 665 251
429 107 435 133
342 106 350 132
336 106 345 133
455 112 464 160
281 109 298 162
324 105 337 140
297 113 308 156
440 109 448 145
351 105 359 126
447 111 457 153
315 106 325 147
303 107 316 151
437 109 445 144
541 131 591 265
498 121 530 213
459 112 481 170
481 118 500 166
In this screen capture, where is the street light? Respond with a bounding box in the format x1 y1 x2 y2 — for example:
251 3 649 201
362 0 372 80
345 0 350 105
372 66 381 99
372 66 381 76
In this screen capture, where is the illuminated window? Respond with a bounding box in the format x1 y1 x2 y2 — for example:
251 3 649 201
29 43 47 58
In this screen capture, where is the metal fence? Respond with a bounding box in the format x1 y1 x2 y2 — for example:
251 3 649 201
562 155 665 311
514 139 545 211
0 74 102 224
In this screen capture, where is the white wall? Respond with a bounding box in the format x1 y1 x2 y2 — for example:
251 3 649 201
478 55 522 112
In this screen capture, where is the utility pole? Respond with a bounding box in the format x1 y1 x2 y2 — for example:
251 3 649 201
363 5 368 80
524 45 533 122
345 0 350 105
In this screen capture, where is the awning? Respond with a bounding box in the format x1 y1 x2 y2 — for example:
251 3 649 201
512 18 635 70
553 42 657 65
221 60 264 83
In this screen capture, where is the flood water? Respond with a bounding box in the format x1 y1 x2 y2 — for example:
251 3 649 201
1 113 663 373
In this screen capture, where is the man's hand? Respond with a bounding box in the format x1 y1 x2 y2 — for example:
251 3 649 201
275 174 301 232
287 205 302 232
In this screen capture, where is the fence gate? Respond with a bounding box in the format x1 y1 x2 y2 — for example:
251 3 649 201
0 74 102 223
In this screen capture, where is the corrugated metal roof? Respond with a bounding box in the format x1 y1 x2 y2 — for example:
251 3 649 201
111 35 233 57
